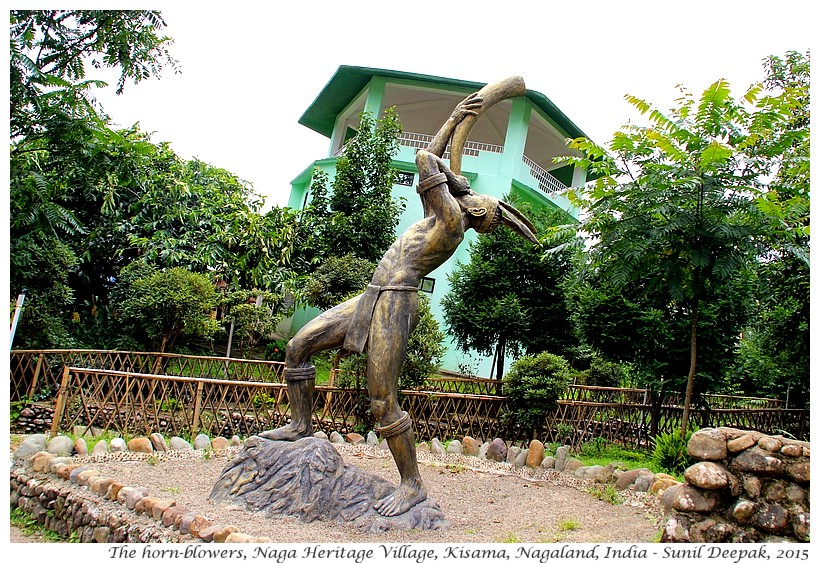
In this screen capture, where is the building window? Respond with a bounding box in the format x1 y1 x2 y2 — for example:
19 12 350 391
418 277 435 294
395 171 415 186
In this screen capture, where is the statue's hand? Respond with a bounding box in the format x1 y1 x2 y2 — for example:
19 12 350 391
450 92 483 122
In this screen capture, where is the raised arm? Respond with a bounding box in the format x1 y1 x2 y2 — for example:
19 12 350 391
414 150 464 228
425 92 483 157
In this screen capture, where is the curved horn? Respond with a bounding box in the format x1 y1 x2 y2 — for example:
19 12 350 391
449 76 526 175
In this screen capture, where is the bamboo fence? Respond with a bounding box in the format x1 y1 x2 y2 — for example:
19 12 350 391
11 350 808 449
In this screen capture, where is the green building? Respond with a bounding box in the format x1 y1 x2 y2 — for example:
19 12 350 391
286 65 590 375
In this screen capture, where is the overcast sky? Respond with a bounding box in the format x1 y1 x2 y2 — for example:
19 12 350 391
26 1 816 210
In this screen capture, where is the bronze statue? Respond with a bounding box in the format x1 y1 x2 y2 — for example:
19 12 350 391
259 78 538 517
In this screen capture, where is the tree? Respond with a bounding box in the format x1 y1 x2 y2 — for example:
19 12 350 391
501 352 573 440
296 108 406 271
9 10 178 349
302 255 377 311
563 68 803 435
112 263 219 353
442 204 578 380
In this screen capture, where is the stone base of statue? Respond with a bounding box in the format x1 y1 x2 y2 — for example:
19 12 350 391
209 436 448 533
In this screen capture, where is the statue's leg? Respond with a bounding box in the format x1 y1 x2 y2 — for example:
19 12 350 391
259 295 359 441
367 292 425 517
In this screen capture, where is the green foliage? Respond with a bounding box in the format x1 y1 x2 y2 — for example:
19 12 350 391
586 484 623 505
400 294 446 390
294 108 405 275
442 203 578 379
221 289 283 358
303 255 376 310
501 352 573 437
264 339 288 362
652 429 695 475
576 355 626 387
560 53 809 411
112 263 219 353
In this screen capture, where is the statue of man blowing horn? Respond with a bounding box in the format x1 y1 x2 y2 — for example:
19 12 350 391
260 77 538 517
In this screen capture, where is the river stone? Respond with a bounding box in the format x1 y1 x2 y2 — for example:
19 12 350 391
752 503 788 532
14 434 47 459
74 437 89 456
526 440 545 468
554 446 569 471
634 473 655 492
446 440 463 455
47 435 75 456
231 435 242 446
110 438 127 452
430 438 445 455
732 447 783 475
329 431 345 444
563 459 583 473
314 431 329 441
478 442 489 459
169 437 193 450
687 428 728 461
731 499 757 522
416 442 430 454
92 440 109 455
650 478 680 496
661 484 717 513
785 461 810 484
212 437 230 451
742 475 762 498
791 508 810 541
149 433 169 452
615 468 652 490
514 449 528 467
780 444 802 457
786 483 806 503
685 461 731 490
506 446 521 464
757 436 782 452
462 436 480 456
485 438 508 462
690 518 734 543
193 434 211 450
209 436 447 532
366 431 380 446
541 456 555 470
127 437 153 453
728 434 757 453
662 514 690 542
345 432 365 446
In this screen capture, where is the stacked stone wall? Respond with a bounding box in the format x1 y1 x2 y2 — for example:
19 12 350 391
661 427 809 542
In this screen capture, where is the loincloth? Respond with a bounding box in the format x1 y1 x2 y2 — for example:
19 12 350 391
343 284 419 354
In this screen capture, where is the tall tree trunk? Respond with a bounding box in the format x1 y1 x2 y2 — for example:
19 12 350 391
494 337 506 383
680 292 699 438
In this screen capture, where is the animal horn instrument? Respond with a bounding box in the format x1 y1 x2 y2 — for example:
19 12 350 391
449 76 526 175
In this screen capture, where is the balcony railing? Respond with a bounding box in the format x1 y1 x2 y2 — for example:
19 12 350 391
522 155 569 195
337 131 570 196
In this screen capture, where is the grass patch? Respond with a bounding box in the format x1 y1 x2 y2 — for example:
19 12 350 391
586 483 624 505
557 517 580 532
10 507 78 543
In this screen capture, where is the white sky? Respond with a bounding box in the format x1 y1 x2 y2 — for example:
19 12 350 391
64 0 812 210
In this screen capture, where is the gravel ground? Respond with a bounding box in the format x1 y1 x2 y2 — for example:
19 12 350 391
15 442 665 544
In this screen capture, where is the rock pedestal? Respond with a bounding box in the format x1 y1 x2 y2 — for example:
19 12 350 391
209 437 447 533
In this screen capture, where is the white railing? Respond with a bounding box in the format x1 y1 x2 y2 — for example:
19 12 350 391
522 155 569 195
397 131 504 159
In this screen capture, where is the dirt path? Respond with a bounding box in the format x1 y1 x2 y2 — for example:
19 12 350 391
11 442 664 544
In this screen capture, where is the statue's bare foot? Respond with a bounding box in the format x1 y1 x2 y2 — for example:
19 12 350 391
373 482 427 517
258 423 312 441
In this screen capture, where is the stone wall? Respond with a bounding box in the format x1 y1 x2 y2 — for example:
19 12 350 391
661 427 810 542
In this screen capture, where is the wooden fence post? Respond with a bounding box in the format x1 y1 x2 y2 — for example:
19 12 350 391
49 365 71 438
191 380 204 436
26 353 45 399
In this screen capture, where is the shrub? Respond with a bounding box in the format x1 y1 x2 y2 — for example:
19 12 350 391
264 339 288 362
501 352 573 438
652 428 695 475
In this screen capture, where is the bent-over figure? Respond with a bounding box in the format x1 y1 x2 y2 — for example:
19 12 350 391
259 91 538 517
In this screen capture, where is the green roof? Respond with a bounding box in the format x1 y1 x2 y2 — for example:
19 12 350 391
299 65 590 141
